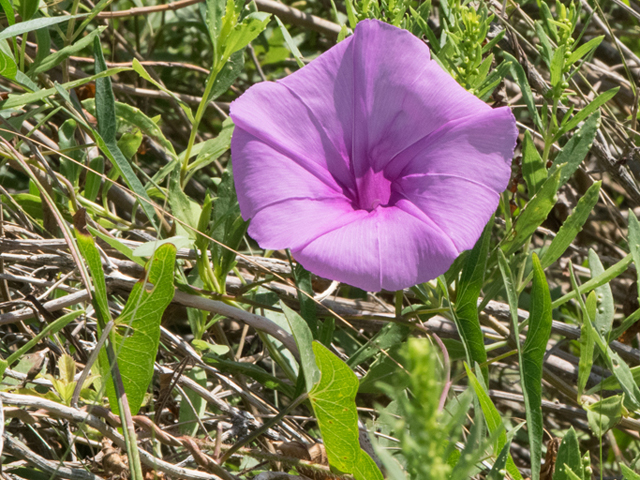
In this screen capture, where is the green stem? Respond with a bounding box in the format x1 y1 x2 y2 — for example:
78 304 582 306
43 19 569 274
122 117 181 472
180 61 225 185
19 34 27 71
66 0 81 44
395 290 403 317
105 336 144 480
551 254 632 309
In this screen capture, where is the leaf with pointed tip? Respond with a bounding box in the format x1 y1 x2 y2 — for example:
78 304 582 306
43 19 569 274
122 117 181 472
104 244 176 415
522 254 553 480
553 427 583 480
309 342 383 480
586 394 624 438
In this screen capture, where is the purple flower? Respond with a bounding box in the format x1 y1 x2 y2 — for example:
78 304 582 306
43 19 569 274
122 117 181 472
230 19 518 292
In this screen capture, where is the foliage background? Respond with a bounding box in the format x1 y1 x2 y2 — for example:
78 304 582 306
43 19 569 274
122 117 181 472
1 0 640 479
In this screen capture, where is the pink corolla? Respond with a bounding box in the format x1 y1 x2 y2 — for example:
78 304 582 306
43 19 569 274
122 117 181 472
230 19 517 292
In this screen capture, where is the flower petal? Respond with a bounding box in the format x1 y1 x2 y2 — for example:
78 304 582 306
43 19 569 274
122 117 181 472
350 20 492 175
393 175 500 252
276 35 356 189
230 61 354 193
293 206 459 291
386 106 517 192
248 197 364 251
232 128 348 219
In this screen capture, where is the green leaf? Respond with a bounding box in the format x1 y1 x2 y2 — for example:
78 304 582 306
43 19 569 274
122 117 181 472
502 167 562 255
84 97 178 160
550 45 566 88
503 52 542 130
74 213 111 323
522 253 553 480
628 210 640 304
87 225 143 268
205 49 245 104
117 130 143 160
454 222 491 381
534 22 553 66
205 0 226 50
477 59 512 101
58 119 82 187
540 181 601 270
210 167 248 288
553 427 583 480
588 249 614 338
348 322 410 368
132 236 193 258
168 175 202 239
31 26 51 72
465 364 523 480
357 346 405 394
131 59 194 124
0 38 17 79
586 394 624 438
292 263 317 335
191 339 230 356
562 466 583 480
561 89 616 134
309 342 384 480
93 37 157 228
522 131 546 196
84 156 104 202
621 464 640 480
586 364 640 394
552 254 632 309
552 112 601 187
487 433 517 480
0 14 86 40
577 291 596 399
217 0 239 51
567 36 604 65
539 2 558 42
178 366 207 436
274 16 304 68
186 118 234 174
16 0 39 21
32 26 106 75
345 0 358 29
0 66 131 109
281 301 319 392
105 244 176 415
569 265 640 410
0 0 15 27
222 12 270 60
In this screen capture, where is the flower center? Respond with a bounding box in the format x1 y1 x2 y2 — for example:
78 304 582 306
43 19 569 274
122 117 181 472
354 168 392 212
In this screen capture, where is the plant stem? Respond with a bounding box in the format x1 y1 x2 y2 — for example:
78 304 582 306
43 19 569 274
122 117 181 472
180 61 225 185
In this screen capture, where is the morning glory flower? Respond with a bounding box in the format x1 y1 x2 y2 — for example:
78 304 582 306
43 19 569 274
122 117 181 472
230 19 518 292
